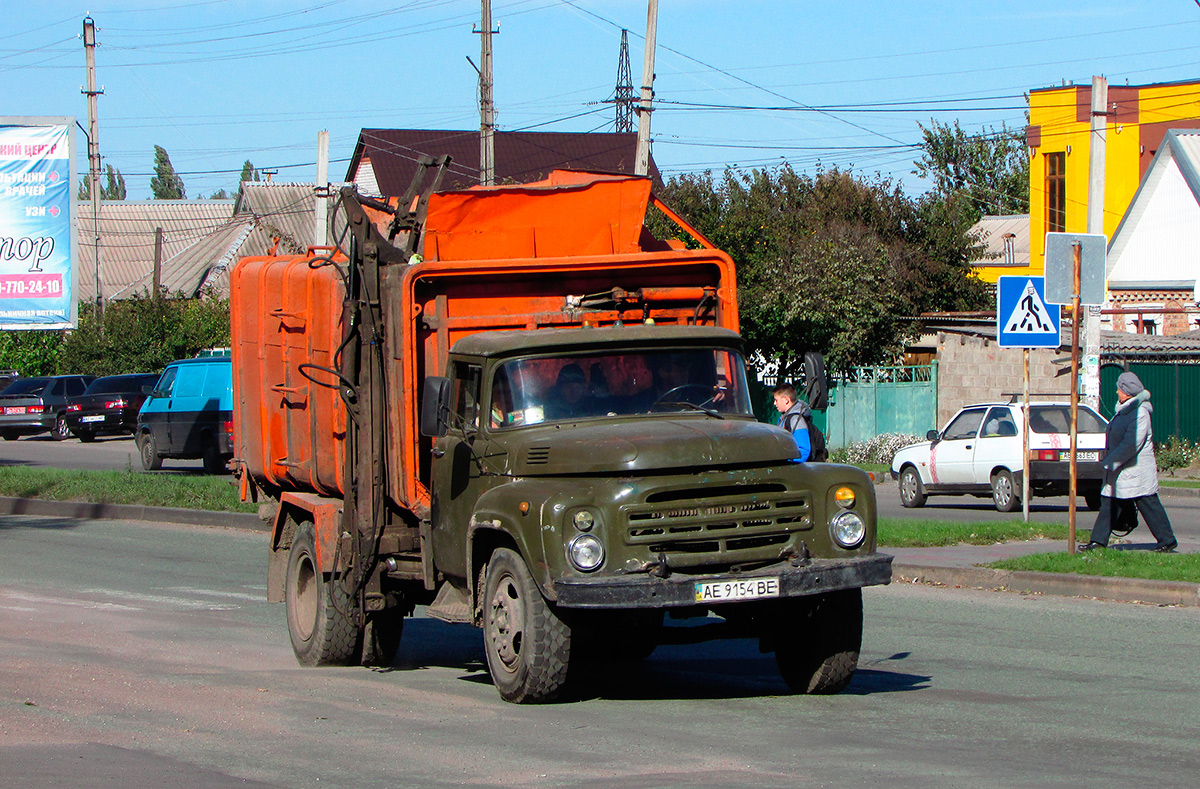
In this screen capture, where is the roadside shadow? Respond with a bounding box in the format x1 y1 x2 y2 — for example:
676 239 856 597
0 514 81 532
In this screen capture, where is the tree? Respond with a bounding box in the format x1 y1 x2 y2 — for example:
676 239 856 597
914 119 1028 219
240 160 260 183
76 164 127 200
653 165 989 373
210 188 230 199
150 145 186 199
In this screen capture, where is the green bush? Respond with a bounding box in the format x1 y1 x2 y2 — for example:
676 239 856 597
57 292 230 376
1155 436 1200 475
0 329 64 376
830 432 921 465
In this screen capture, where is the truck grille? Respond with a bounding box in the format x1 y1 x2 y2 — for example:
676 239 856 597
622 483 811 555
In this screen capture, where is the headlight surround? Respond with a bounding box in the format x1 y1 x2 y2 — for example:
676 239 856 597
571 509 596 532
568 533 605 571
830 510 866 549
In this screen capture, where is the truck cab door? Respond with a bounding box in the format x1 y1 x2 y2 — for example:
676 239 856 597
430 363 483 579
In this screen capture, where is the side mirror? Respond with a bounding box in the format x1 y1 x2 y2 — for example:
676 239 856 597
150 389 167 399
926 429 940 442
420 376 451 438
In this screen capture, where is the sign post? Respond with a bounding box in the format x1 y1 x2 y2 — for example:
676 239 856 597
1043 232 1106 554
997 276 1061 523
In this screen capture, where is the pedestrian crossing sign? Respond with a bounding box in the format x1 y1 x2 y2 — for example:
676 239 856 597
997 276 1061 348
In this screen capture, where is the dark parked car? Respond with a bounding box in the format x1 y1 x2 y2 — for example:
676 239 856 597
0 370 19 390
0 375 95 440
66 374 160 442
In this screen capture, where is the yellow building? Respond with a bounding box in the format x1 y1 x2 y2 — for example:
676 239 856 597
974 78 1200 283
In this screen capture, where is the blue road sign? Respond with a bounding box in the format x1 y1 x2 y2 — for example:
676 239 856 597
997 276 1061 348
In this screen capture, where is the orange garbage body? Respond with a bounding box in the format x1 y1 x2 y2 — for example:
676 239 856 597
231 255 347 496
231 171 738 506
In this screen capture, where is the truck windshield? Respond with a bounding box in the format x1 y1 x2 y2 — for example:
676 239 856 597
488 348 754 428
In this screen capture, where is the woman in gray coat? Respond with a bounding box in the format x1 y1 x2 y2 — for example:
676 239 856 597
1079 371 1178 552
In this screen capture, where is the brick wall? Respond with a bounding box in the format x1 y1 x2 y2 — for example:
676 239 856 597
935 332 1070 427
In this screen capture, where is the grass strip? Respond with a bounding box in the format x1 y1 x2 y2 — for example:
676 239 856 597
0 466 255 513
989 550 1200 584
879 518 1069 548
1159 479 1200 488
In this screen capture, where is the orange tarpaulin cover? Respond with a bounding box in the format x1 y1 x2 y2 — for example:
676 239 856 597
423 170 652 262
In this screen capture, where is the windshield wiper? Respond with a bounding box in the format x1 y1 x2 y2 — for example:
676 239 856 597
656 401 724 419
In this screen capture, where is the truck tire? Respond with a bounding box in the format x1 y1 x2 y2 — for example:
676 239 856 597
774 588 862 694
359 610 404 668
482 547 571 703
139 434 162 471
285 521 359 667
898 466 926 508
990 469 1019 512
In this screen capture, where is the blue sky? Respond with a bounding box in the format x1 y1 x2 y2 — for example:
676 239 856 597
4 0 1200 201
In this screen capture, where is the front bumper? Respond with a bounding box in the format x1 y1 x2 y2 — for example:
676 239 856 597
553 552 892 609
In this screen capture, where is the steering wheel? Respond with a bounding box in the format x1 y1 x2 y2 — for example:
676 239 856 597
652 383 718 410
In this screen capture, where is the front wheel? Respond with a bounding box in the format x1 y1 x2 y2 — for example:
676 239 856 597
483 547 571 703
898 466 926 508
285 521 359 666
991 469 1019 512
139 433 162 471
52 413 71 441
774 588 863 694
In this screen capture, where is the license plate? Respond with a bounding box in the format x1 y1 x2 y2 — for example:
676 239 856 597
81 415 104 423
695 577 780 603
1076 451 1099 462
4 406 24 415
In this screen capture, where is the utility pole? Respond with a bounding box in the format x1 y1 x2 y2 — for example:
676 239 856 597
475 0 497 186
634 0 658 176
1084 75 1107 410
614 30 635 133
315 130 329 247
81 16 104 324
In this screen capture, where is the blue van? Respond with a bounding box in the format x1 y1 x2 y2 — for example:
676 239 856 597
137 355 233 473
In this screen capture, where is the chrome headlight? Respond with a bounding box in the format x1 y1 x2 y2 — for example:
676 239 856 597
830 510 866 549
568 534 605 571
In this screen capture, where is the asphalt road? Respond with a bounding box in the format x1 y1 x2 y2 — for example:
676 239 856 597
2 514 1198 788
0 431 207 473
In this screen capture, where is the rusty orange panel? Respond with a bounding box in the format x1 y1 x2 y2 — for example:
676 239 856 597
231 254 347 497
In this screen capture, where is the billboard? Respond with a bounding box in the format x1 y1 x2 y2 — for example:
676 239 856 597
0 117 76 330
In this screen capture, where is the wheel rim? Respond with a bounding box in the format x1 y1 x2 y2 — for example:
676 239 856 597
293 552 317 642
141 439 153 465
488 572 525 674
994 475 1012 507
901 470 918 502
56 416 68 438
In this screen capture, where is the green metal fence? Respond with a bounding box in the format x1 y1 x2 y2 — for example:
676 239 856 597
824 363 937 449
1099 362 1200 442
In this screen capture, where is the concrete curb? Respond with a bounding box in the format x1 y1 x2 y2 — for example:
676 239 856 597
893 561 1200 607
1159 485 1200 499
0 496 267 531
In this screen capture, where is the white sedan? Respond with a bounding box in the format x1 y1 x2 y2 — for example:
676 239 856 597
890 401 1108 512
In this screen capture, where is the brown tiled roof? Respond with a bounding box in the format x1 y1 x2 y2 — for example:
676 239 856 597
347 129 657 194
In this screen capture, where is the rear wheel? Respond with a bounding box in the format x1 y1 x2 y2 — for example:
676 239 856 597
139 433 162 471
483 547 571 703
75 430 96 443
202 442 227 474
898 466 926 508
774 589 863 694
2 429 19 441
991 469 1019 512
1084 490 1102 511
359 609 404 667
285 521 359 666
52 413 70 441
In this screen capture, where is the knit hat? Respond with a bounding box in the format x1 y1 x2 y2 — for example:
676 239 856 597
1116 371 1145 396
